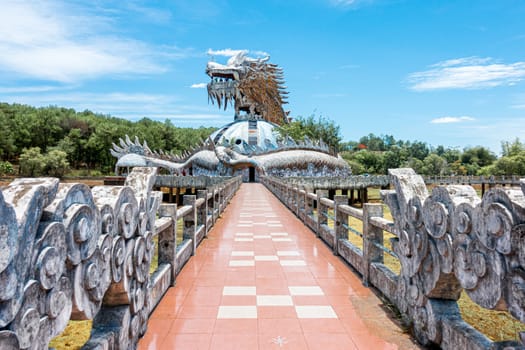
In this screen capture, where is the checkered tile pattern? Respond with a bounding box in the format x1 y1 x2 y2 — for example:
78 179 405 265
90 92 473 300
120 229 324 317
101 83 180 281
217 285 337 319
139 184 417 350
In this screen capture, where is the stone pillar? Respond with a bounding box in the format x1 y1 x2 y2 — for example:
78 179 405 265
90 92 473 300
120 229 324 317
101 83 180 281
316 190 329 237
183 195 197 255
305 187 314 218
197 190 208 235
333 195 348 256
362 203 384 286
158 203 178 286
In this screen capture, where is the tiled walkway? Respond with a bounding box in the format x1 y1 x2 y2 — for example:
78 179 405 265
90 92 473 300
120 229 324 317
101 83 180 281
138 183 419 349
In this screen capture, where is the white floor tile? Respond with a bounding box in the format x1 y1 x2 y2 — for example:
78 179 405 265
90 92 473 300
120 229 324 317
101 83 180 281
280 260 306 267
272 238 293 242
295 306 337 319
289 286 324 296
277 251 300 256
223 286 256 295
270 232 288 236
234 238 254 242
256 295 294 306
254 235 272 239
231 251 254 256
235 233 253 236
254 255 279 261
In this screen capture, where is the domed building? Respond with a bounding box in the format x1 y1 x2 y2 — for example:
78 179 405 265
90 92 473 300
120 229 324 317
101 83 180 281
210 118 280 153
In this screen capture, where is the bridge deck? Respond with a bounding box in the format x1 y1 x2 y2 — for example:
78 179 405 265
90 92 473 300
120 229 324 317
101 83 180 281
138 183 419 349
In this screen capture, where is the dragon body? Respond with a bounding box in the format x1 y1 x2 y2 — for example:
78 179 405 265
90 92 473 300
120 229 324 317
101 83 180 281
111 51 351 179
111 135 350 178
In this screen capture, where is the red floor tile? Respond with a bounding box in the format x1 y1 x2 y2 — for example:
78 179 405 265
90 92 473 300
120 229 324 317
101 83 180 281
169 318 216 334
138 183 419 350
161 333 212 349
304 332 358 350
210 333 259 350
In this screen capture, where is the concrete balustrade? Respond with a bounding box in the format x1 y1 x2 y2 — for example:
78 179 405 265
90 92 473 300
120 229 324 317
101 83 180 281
0 168 242 350
262 169 525 350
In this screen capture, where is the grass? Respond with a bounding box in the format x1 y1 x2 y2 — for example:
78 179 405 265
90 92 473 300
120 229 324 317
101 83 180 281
49 321 91 350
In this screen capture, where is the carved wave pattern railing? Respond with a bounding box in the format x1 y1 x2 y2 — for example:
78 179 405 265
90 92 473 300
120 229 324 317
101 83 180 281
263 168 525 349
0 168 241 350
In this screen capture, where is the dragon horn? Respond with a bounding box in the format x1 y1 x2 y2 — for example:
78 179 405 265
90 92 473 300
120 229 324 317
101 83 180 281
119 138 127 149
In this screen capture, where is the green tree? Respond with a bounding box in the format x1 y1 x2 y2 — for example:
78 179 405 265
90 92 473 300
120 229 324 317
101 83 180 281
461 146 496 174
19 147 45 176
422 154 448 175
403 157 424 174
0 161 14 176
442 148 461 164
383 146 403 170
278 114 342 151
407 141 430 160
348 150 385 174
0 109 15 160
43 150 70 177
501 138 524 157
481 150 525 175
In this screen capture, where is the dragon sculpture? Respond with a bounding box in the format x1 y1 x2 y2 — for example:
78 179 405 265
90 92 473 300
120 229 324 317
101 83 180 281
206 50 289 125
111 51 351 179
111 134 350 177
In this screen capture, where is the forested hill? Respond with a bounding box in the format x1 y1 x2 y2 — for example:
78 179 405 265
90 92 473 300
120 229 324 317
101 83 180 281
1 103 524 177
0 103 217 174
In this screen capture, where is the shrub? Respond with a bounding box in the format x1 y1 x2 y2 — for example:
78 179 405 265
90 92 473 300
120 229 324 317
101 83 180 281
0 161 14 176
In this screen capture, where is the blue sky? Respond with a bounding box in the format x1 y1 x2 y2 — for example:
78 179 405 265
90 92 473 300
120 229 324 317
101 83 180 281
1 0 525 154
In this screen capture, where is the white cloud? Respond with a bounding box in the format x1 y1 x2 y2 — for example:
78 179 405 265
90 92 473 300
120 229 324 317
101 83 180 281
191 83 207 89
0 85 74 93
207 48 248 57
430 116 476 124
0 0 184 83
408 57 525 91
252 50 270 57
206 48 269 58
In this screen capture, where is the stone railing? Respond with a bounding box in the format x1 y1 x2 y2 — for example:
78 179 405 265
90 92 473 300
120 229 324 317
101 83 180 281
275 175 390 189
0 167 241 350
423 174 523 186
262 168 525 350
